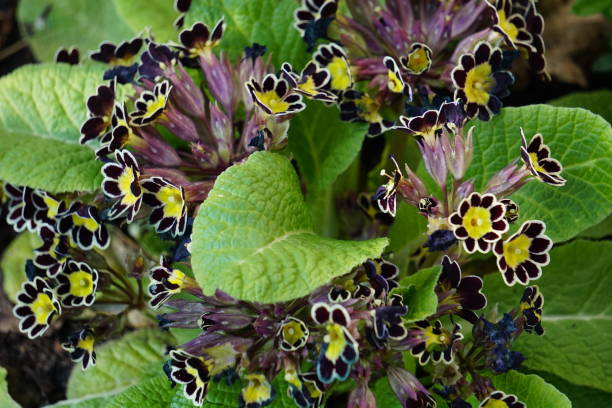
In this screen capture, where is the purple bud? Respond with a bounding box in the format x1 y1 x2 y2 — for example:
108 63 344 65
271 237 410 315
209 103 233 163
348 382 377 408
485 163 530 197
200 53 236 120
387 366 435 408
135 128 182 166
418 139 447 189
456 180 474 202
161 105 200 142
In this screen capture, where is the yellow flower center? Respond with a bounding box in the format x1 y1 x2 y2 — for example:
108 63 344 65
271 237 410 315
167 269 187 291
43 195 61 219
406 47 431 74
255 90 290 114
464 63 494 105
282 321 306 345
77 335 95 352
528 152 546 173
357 95 383 123
387 70 404 93
157 186 184 219
242 375 272 404
298 77 317 96
502 233 532 268
71 214 99 232
144 95 167 118
324 323 347 361
498 10 519 42
328 56 351 91
68 271 94 297
423 326 447 348
118 167 140 205
482 399 510 408
462 206 492 239
31 293 57 325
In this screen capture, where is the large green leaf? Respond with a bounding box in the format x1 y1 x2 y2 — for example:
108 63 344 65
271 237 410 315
484 240 612 393
191 152 388 303
66 329 173 400
114 0 179 43
0 367 19 408
17 0 134 61
395 265 441 323
289 102 368 194
549 90 612 124
0 63 124 192
466 105 612 242
105 375 175 408
0 232 40 303
490 371 571 408
530 370 612 408
184 0 309 67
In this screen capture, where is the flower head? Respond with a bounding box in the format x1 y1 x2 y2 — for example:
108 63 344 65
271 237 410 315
91 37 143 66
339 90 394 136
449 192 508 254
281 61 336 102
56 260 99 307
520 128 566 186
101 149 143 222
479 390 525 408
437 256 487 323
148 257 195 309
406 320 463 365
311 302 359 384
13 277 61 338
356 258 400 299
96 102 143 156
129 80 173 126
285 370 324 408
500 198 519 223
294 0 338 41
519 285 544 335
452 42 514 121
142 177 188 237
80 81 116 144
178 19 225 59
55 47 79 65
62 328 96 370
239 373 275 408
57 202 110 250
383 56 410 96
374 156 403 217
494 220 551 286
246 74 306 116
400 43 432 75
278 317 310 352
34 224 70 278
313 43 352 94
169 349 212 406
368 302 408 349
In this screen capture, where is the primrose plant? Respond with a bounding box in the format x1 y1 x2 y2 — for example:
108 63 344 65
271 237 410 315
1 0 609 407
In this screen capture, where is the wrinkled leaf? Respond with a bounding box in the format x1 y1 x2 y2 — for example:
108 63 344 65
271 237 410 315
184 0 309 67
67 329 173 399
530 370 612 408
490 371 571 408
549 90 612 124
466 105 612 242
484 240 612 393
191 152 388 303
105 375 175 408
17 0 134 61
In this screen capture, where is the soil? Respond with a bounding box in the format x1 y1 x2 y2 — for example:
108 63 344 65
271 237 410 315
0 0 609 407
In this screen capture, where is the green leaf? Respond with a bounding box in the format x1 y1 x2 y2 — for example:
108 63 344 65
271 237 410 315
105 375 175 408
466 105 612 242
372 377 402 408
17 0 134 61
395 265 441 323
191 152 388 303
66 329 173 400
0 367 19 408
114 0 179 43
0 232 40 303
0 63 127 192
483 240 612 393
289 102 368 194
184 0 309 67
490 371 571 408
577 214 612 239
388 202 427 253
549 90 612 124
572 0 612 18
529 370 612 408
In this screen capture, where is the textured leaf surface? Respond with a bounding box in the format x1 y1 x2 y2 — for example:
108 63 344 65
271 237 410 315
67 329 173 399
531 370 612 408
114 0 179 43
105 375 175 408
467 105 612 242
491 371 571 408
0 63 124 192
191 152 388 303
17 0 134 61
0 232 40 303
395 265 441 323
372 377 402 408
549 90 612 124
484 240 612 393
289 102 368 194
0 367 19 408
185 0 308 67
